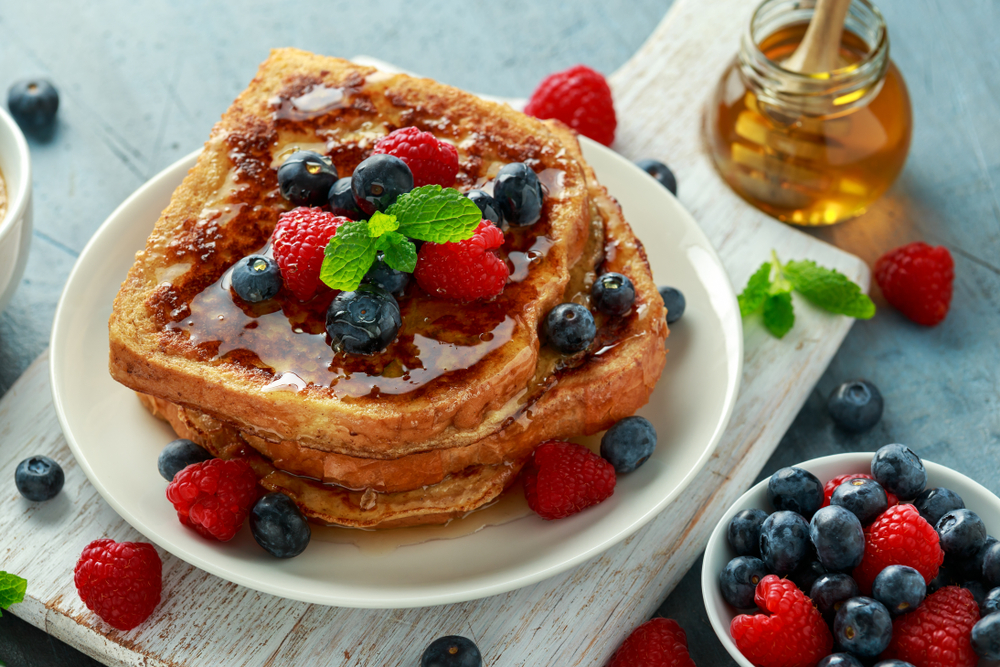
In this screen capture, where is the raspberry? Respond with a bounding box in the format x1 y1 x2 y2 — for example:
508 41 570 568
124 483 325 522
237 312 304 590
524 65 616 146
607 618 697 667
881 586 980 667
853 503 944 594
271 207 348 300
165 458 259 541
371 126 459 188
74 539 162 631
822 473 899 508
522 440 615 520
874 242 954 326
731 575 833 667
413 220 509 302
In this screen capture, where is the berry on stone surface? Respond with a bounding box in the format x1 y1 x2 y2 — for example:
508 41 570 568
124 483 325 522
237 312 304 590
913 487 965 529
834 596 894 658
882 586 980 667
14 455 64 502
277 150 338 207
326 284 402 355
591 272 636 316
768 466 824 518
828 380 884 433
823 473 899 509
600 415 656 473
760 510 811 575
74 539 161 631
250 492 311 558
372 126 459 188
818 654 864 667
811 573 861 618
811 505 865 572
465 189 503 227
493 163 544 227
874 241 954 327
328 177 362 219
636 159 678 196
983 540 1000 588
936 509 987 560
414 220 508 302
523 440 615 521
157 439 212 481
363 252 410 296
230 254 283 303
351 153 414 215
728 508 769 557
607 617 697 667
544 303 596 354
871 444 926 500
420 635 482 667
853 503 944 594
524 64 616 147
873 565 927 615
721 556 769 609
165 458 258 542
972 613 1000 660
731 574 833 667
7 79 59 131
658 286 686 324
271 207 348 301
831 477 890 525
983 586 1000 616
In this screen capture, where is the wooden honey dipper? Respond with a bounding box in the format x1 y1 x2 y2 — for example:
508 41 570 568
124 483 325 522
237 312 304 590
783 0 853 73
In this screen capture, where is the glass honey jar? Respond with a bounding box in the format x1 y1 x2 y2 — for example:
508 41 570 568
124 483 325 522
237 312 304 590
705 0 912 226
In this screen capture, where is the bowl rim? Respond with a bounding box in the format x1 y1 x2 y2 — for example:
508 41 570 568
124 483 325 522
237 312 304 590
0 105 32 244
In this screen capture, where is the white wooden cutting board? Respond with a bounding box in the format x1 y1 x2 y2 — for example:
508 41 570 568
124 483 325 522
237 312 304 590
0 0 870 664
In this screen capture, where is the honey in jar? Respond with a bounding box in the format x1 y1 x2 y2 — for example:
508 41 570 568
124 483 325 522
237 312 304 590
706 0 912 226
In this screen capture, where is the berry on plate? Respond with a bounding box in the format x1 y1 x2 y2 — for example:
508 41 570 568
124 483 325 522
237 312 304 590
492 162 545 227
873 565 927 615
853 503 944 595
230 254 283 303
607 617 697 667
165 458 258 541
913 487 965 528
74 539 161 631
810 505 865 571
882 586 980 667
871 444 926 500
831 477 890 525
325 284 402 355
413 220 508 302
7 79 59 131
972 613 1000 660
823 473 899 509
728 508 769 558
834 596 894 658
827 379 884 433
760 510 810 575
811 573 861 618
277 150 338 207
524 64 616 147
636 159 678 196
935 509 987 561
271 207 348 300
328 176 362 219
591 272 636 316
600 415 657 473
250 492 311 558
721 556 768 609
790 558 829 594
465 189 503 227
544 303 597 354
351 153 414 215
523 440 615 520
768 466 824 518
14 455 64 502
372 126 459 188
874 241 954 327
421 635 482 667
157 438 212 481
658 286 686 324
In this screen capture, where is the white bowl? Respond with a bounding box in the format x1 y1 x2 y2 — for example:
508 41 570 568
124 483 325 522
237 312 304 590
702 452 1000 667
0 106 32 315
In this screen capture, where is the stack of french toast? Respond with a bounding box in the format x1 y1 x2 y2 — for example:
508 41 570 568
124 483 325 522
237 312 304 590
108 48 667 529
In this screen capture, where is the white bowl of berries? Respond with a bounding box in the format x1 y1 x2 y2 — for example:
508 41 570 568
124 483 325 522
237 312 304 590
702 448 1000 667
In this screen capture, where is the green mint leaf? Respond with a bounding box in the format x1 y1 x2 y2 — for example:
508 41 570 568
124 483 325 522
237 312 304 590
388 185 482 243
738 262 772 317
763 292 795 338
783 260 875 319
320 220 378 291
367 211 398 238
377 231 418 273
0 572 27 616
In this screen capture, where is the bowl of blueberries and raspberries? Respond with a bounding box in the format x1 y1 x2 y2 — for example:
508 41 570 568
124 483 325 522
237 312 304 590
702 445 1000 667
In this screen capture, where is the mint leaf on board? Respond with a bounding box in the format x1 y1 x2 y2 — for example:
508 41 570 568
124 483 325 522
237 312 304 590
763 291 795 338
783 260 875 319
320 220 377 291
738 262 772 317
388 185 482 243
367 211 399 238
377 231 418 273
0 572 27 617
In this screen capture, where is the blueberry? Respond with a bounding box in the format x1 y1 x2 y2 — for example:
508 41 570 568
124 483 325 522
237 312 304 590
927 563 960 594
544 303 596 354
872 661 916 667
599 416 656 473
14 456 64 501
250 492 311 558
7 79 59 131
157 439 212 481
767 467 824 518
326 284 402 355
834 597 893 658
230 254 283 303
465 189 504 227
872 565 926 615
328 177 362 219
759 510 810 574
591 273 636 317
948 534 996 582
728 508 769 557
658 286 686 324
810 505 865 571
720 556 768 609
831 477 889 525
421 635 482 667
492 163 544 227
351 154 413 215
790 558 828 594
277 151 338 207
363 252 410 296
983 587 1000 616
635 159 677 196
982 538 1000 587
811 573 861 617
936 509 987 560
972 614 1000 660
817 655 864 667
871 444 926 500
827 380 883 433
913 487 965 528
964 580 988 610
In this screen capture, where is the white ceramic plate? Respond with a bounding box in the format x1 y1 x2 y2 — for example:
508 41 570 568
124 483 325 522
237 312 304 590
702 452 1000 667
51 138 742 608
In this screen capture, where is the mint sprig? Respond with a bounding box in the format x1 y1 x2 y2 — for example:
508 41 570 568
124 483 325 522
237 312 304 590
0 572 27 617
386 185 482 243
738 250 874 338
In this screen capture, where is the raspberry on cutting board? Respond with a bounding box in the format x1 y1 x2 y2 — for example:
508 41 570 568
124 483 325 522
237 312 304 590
881 586 980 667
853 503 944 595
607 618 697 667
524 64 617 147
414 220 509 302
74 539 162 631
523 440 616 520
371 126 459 188
874 241 954 326
165 458 259 541
271 207 349 301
